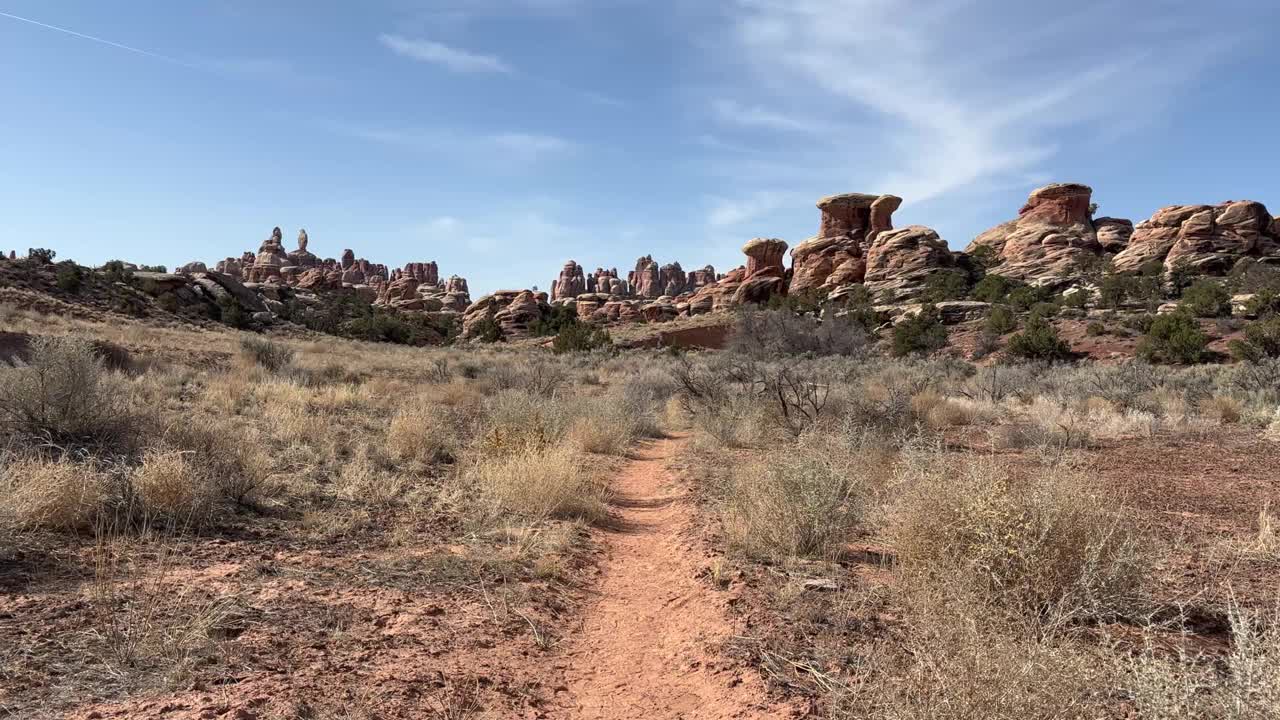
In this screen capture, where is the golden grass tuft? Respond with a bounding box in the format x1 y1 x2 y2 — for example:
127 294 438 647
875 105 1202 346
0 455 110 532
462 444 606 523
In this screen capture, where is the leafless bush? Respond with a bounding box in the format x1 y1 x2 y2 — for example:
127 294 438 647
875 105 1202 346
1123 604 1280 719
490 358 568 397
728 308 870 359
724 428 890 560
0 335 134 447
892 455 1147 632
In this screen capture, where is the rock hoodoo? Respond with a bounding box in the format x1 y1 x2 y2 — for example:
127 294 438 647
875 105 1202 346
965 183 1110 285
790 193 902 295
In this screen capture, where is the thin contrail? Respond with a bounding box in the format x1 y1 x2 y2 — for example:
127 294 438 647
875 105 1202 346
0 10 197 69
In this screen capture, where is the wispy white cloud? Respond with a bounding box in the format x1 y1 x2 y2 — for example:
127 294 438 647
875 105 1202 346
378 33 511 73
344 125 575 164
709 0 1255 211
711 98 832 134
706 190 799 228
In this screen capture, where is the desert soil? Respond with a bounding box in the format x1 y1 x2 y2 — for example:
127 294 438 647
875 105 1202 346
554 435 793 720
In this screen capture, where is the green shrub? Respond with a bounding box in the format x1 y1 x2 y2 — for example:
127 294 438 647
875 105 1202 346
218 296 251 329
985 304 1017 335
55 263 84 293
921 269 970 303
1244 288 1280 318
1007 284 1053 313
1179 279 1231 318
1137 312 1210 364
1006 315 1072 361
1028 301 1061 321
27 248 56 264
1229 316 1280 362
137 264 168 273
340 312 448 346
1059 287 1091 309
971 274 1023 303
529 304 580 337
551 321 612 354
469 316 504 344
100 260 134 284
1098 273 1132 309
892 305 948 357
1085 321 1107 337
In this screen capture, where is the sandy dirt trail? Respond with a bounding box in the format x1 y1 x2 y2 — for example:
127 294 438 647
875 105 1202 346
556 435 794 720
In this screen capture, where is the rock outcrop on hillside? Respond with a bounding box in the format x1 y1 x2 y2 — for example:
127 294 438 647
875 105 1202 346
966 183 1113 285
790 193 902 295
462 289 551 339
864 225 955 300
1111 201 1280 275
184 226 471 320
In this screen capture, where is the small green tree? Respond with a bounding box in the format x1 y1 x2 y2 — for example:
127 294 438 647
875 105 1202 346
1179 279 1232 318
1006 315 1072 361
971 274 1023 303
55 263 84 293
920 269 970 303
218 296 251 329
891 305 948 357
985 304 1017 335
470 316 504 343
1137 312 1210 364
100 260 134 284
1228 315 1280 362
552 321 612 354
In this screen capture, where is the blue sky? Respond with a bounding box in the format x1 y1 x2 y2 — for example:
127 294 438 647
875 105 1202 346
2 1 1278 295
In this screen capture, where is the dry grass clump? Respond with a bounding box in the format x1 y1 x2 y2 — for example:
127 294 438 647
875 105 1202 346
1200 394 1245 425
835 609 1103 719
238 335 295 373
158 417 270 508
891 456 1146 631
724 428 890 560
462 444 606 523
0 454 111 532
386 400 459 464
0 334 135 448
130 450 220 526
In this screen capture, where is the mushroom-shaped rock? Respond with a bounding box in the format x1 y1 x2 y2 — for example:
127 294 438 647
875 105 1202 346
791 193 901 294
742 238 788 279
965 183 1102 285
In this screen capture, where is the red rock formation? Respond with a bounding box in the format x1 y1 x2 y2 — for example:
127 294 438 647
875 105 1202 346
742 238 787 279
461 290 550 339
287 229 319 267
965 183 1104 285
688 266 716 291
1094 217 1134 254
245 227 290 283
1112 200 1280 275
864 226 955 300
660 262 688 296
552 260 587 300
791 193 901 294
630 256 662 299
